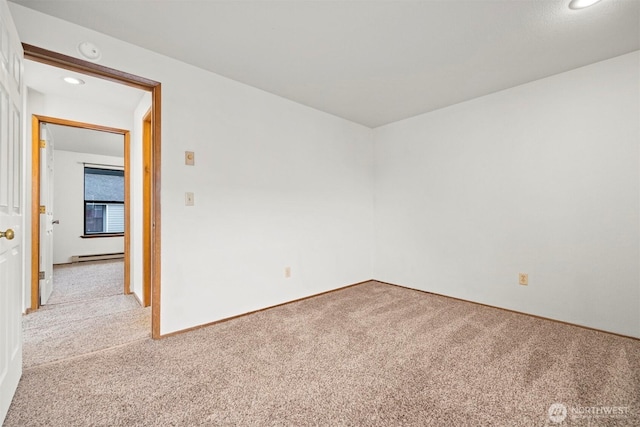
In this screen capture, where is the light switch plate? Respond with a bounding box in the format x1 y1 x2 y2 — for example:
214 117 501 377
185 151 195 166
519 273 528 286
185 192 194 206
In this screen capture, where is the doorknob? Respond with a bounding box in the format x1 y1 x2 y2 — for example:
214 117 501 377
52 220 60 225
0 229 15 240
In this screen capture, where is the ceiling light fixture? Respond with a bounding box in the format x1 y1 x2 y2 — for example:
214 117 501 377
63 76 85 85
568 0 603 9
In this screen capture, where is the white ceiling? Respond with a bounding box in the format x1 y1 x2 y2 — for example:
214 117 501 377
24 59 140 158
45 123 124 158
24 59 145 112
11 0 640 128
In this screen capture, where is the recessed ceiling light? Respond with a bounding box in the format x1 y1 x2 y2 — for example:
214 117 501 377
63 77 85 85
568 0 603 9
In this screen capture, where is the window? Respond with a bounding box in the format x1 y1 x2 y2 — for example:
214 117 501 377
84 167 124 235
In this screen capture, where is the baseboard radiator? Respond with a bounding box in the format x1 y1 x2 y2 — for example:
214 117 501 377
71 252 124 263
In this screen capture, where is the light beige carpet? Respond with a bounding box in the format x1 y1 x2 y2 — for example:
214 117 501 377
47 260 125 305
5 282 639 426
21 260 150 369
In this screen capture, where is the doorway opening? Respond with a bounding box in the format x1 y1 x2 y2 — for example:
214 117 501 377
32 117 130 303
24 44 162 339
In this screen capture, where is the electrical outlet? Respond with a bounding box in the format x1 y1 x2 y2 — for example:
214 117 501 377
185 151 195 166
519 273 528 286
284 267 291 278
185 192 194 206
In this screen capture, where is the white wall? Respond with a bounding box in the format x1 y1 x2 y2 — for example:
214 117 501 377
374 52 640 338
52 150 124 264
131 92 151 303
29 92 134 132
11 4 374 334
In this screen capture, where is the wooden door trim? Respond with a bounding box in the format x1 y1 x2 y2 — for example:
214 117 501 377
24 44 162 339
29 116 39 311
142 109 152 307
31 116 131 306
123 131 131 295
23 44 159 91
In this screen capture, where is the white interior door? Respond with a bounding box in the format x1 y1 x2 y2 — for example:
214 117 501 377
39 123 54 304
0 0 24 423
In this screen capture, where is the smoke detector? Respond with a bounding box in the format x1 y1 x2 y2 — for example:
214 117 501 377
77 42 102 62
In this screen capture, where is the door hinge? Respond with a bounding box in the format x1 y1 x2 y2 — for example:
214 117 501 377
39 271 45 280
39 140 46 148
39 205 46 214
